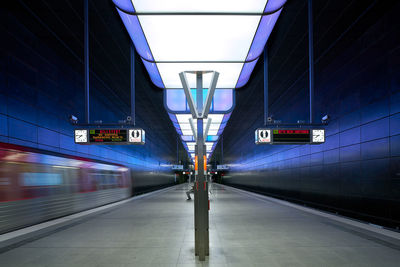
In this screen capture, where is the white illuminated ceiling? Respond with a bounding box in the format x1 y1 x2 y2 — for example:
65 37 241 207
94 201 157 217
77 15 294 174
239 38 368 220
113 0 285 161
114 0 284 89
157 63 243 88
176 114 225 157
138 15 260 62
177 114 224 136
131 0 268 13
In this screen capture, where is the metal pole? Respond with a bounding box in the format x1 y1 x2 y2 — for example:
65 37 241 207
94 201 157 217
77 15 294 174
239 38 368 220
84 0 89 123
263 46 268 126
221 135 223 165
130 44 136 126
195 72 208 261
308 0 314 124
176 136 179 164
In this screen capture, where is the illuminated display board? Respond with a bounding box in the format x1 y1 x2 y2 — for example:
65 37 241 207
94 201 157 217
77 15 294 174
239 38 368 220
74 129 145 145
255 128 325 145
89 129 127 143
273 129 310 143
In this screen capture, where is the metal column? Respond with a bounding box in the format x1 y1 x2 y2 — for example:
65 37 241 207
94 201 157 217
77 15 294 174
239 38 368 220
194 72 209 261
130 44 136 125
221 135 223 165
176 136 179 164
84 0 90 124
180 70 217 261
264 46 269 126
308 0 314 124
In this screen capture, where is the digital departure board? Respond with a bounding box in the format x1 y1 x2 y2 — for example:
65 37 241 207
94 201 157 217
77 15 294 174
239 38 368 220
89 129 127 143
255 128 325 145
74 128 145 145
273 129 310 143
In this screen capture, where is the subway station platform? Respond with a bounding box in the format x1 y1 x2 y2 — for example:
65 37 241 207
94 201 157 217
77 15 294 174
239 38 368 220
1 184 400 267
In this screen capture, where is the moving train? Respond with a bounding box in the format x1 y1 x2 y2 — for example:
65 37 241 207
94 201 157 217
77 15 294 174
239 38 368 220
0 142 131 234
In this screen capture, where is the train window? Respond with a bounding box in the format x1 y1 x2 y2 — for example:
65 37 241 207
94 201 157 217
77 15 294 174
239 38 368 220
19 164 64 198
20 173 62 186
0 162 21 201
80 167 128 191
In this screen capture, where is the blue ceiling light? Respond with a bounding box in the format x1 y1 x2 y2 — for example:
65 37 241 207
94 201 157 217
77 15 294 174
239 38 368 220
165 87 234 160
112 0 286 161
164 89 234 114
167 111 231 159
235 59 259 88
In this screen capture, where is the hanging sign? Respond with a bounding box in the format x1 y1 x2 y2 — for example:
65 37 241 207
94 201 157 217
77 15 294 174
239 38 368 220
74 128 145 145
255 128 325 145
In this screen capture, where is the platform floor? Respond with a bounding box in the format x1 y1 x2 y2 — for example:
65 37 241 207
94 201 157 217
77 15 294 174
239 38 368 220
1 184 400 267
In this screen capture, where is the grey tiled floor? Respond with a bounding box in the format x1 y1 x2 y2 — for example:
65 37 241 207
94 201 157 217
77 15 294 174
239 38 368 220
1 184 400 266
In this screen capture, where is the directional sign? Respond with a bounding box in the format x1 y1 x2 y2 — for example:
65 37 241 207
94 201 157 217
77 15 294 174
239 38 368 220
255 129 271 144
128 129 145 144
172 165 184 170
255 128 325 145
74 128 145 145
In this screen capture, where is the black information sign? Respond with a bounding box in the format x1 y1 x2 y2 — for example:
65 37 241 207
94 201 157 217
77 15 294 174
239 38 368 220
272 129 310 143
255 128 325 145
74 128 145 145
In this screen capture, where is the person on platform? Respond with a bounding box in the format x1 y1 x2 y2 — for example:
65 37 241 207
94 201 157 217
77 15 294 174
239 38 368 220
186 183 195 200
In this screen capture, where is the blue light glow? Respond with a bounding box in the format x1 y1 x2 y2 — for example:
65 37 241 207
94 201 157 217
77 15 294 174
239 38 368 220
246 11 282 62
206 136 219 142
168 113 178 123
142 60 165 88
116 10 154 61
182 136 194 141
114 1 285 89
213 89 234 111
112 0 135 13
264 0 286 13
236 59 258 88
166 90 187 111
113 1 285 160
165 89 234 113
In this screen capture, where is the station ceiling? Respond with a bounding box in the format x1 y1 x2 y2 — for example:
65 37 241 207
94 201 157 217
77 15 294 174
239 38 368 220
4 0 395 165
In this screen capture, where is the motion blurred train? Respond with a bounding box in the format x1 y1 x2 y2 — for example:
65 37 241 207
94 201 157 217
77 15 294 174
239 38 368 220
0 142 131 234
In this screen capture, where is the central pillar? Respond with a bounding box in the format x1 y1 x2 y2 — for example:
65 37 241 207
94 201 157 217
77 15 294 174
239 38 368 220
194 72 209 261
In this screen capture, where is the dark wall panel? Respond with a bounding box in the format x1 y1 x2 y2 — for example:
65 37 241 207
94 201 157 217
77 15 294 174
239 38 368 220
217 1 400 229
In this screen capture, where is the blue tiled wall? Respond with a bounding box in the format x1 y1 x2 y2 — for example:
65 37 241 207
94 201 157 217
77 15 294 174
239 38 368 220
221 4 400 228
0 10 175 193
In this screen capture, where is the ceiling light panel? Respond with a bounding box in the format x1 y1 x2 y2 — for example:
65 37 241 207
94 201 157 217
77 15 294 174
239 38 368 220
114 0 286 89
181 129 194 136
113 0 286 159
165 89 234 113
208 114 224 124
138 15 260 62
157 62 243 88
131 0 268 13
